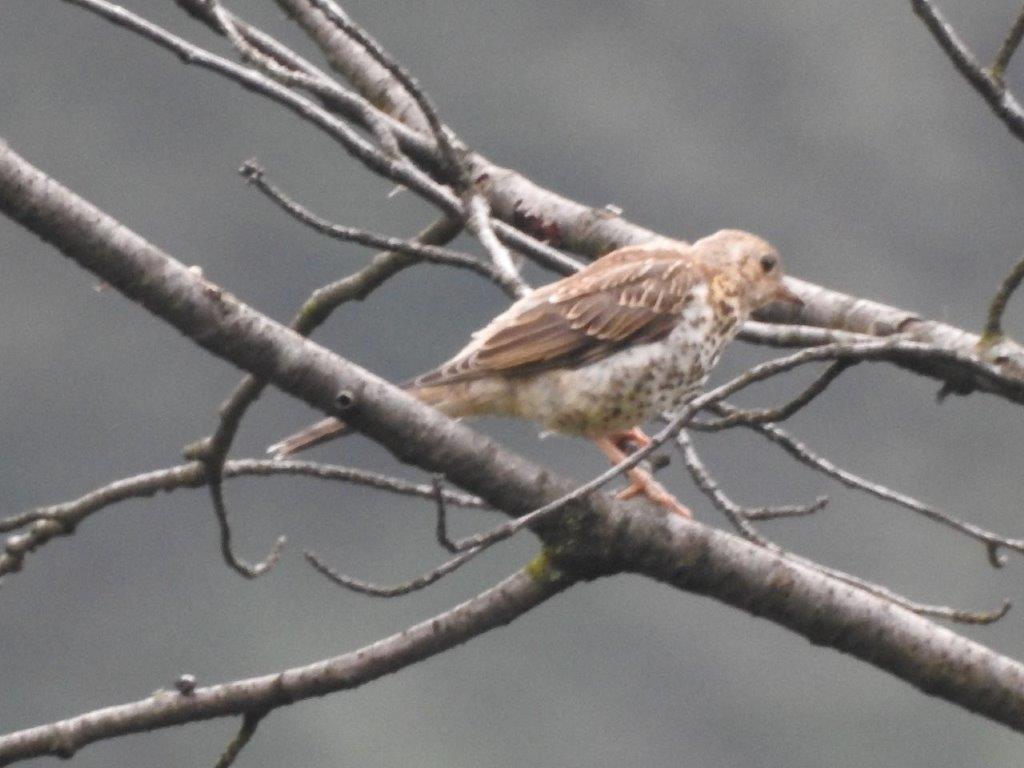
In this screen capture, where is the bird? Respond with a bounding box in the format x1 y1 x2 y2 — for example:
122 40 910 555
269 229 801 517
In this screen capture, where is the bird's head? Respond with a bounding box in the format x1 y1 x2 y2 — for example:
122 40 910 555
692 229 803 311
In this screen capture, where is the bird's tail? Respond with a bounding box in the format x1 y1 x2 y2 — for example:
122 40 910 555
267 416 351 458
267 383 465 458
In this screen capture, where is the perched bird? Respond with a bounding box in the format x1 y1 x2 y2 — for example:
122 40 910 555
269 229 800 516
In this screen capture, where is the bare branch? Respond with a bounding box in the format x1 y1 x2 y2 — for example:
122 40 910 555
182 0 585 277
711 401 1024 566
1 459 488 579
62 0 461 216
304 544 483 597
271 0 432 133
432 477 463 554
208 477 287 579
239 160 522 297
692 360 853 431
213 711 265 768
179 0 431 159
0 567 572 763
303 0 464 177
296 1 530 294
911 0 1024 141
788 553 1010 626
676 431 825 539
464 193 531 297
205 0 402 156
302 476 491 599
991 3 1024 83
982 252 1024 345
675 432 1004 625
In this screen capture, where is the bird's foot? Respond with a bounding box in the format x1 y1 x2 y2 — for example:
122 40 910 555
592 431 692 518
616 469 692 518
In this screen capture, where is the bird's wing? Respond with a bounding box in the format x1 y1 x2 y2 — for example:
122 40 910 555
413 246 702 386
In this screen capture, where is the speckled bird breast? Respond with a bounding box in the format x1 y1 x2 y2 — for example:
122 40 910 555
513 284 743 435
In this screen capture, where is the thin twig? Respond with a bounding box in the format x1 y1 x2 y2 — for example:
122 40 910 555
302 479 484 597
304 544 482 597
787 551 1010 625
675 432 1004 625
911 0 1024 141
464 193 530 297
213 711 265 768
982 253 1024 345
675 432 766 543
692 360 853 431
69 1 584 279
991 3 1024 83
304 0 465 178
676 431 825 538
178 0 431 159
711 401 1024 566
207 0 401 156
0 459 489 579
62 0 461 216
208 476 287 579
239 160 522 297
432 477 462 554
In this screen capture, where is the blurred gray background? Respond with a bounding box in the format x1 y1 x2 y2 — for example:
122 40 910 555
2 0 1024 765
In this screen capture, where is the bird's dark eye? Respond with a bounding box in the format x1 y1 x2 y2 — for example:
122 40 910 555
759 254 777 273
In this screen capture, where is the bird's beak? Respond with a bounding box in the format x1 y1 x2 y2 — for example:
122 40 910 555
772 281 804 308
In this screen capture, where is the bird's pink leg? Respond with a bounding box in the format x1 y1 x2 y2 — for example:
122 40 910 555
592 431 692 518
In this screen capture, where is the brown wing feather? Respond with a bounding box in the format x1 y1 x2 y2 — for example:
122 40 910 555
414 245 700 386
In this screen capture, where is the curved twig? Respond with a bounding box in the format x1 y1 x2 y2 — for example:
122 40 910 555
911 0 1024 141
710 401 1024 566
239 160 523 297
982 252 1024 345
0 458 489 579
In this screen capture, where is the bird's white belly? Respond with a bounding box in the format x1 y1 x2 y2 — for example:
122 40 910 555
514 293 735 435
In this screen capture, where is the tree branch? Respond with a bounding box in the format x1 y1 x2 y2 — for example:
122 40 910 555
0 566 573 764
0 458 488 579
5 140 1024 746
911 0 1024 141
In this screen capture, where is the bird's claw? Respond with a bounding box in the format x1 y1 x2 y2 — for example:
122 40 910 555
616 473 692 518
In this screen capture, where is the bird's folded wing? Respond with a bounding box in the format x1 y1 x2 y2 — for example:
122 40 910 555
414 247 700 386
